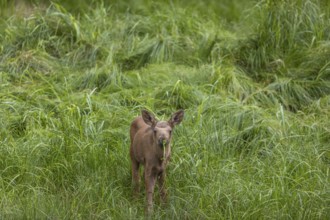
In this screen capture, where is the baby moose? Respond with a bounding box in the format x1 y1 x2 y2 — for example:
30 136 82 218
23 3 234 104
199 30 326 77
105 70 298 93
129 109 184 212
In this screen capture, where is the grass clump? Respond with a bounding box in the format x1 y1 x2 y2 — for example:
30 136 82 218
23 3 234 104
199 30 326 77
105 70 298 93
0 0 329 219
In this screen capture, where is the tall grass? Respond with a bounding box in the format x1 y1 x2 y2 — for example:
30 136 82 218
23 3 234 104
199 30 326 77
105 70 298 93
0 0 329 219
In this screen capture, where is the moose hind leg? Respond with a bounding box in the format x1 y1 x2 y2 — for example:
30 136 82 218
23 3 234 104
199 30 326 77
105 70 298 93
131 160 140 197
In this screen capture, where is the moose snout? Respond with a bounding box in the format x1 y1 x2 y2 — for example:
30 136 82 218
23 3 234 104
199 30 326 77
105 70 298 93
158 137 169 147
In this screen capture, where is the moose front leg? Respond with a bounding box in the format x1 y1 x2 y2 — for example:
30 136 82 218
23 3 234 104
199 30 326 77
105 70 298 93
145 168 157 213
158 171 167 203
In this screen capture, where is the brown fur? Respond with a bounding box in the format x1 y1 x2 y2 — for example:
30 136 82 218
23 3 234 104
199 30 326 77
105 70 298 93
129 109 184 212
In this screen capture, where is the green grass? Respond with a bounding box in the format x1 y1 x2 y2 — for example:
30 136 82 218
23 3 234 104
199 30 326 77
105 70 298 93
0 0 329 219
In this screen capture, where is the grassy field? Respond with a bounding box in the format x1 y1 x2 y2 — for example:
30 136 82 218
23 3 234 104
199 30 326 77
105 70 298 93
0 0 329 219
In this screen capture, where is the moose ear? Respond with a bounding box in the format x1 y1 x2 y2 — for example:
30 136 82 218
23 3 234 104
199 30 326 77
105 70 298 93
142 110 157 127
169 110 184 127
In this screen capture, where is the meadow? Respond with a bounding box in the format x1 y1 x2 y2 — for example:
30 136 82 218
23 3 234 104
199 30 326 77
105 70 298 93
0 0 329 219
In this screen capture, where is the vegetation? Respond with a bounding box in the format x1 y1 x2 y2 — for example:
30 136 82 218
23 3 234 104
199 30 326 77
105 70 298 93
0 0 329 219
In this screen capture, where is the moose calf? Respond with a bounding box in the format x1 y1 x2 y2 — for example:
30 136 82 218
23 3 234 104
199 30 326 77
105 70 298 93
129 109 184 212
